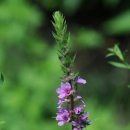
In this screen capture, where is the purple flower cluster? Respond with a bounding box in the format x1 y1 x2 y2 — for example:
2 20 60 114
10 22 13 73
56 108 70 126
56 77 90 130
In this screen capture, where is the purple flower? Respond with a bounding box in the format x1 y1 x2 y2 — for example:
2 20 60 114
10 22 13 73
81 112 89 121
72 121 81 130
76 77 87 84
72 112 90 129
58 107 66 113
79 112 90 127
56 78 90 129
58 98 65 106
56 82 72 98
77 96 82 99
73 128 82 130
74 106 84 114
56 108 70 126
72 121 78 126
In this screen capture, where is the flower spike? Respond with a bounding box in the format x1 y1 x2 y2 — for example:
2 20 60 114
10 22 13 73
52 11 90 130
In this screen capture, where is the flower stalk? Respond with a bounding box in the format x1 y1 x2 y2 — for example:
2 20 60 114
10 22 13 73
52 11 90 130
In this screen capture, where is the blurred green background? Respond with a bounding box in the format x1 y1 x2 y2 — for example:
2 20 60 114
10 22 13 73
0 0 130 130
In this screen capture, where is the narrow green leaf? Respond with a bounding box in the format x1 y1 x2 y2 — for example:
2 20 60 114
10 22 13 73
114 44 124 61
108 61 130 69
107 48 114 52
106 53 114 57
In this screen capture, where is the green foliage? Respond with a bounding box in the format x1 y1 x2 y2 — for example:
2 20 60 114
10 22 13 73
62 0 82 15
108 61 130 69
106 44 124 61
41 0 59 9
52 11 68 48
87 100 125 130
103 0 120 7
104 10 130 34
72 28 104 48
0 1 60 130
40 0 82 15
0 0 129 130
0 0 42 43
52 11 75 76
107 44 130 70
0 74 4 85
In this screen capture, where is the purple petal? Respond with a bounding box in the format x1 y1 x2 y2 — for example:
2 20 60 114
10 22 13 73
74 106 84 114
58 108 65 113
56 114 62 120
65 82 71 89
73 128 82 130
73 128 79 130
60 82 66 89
56 88 62 94
58 93 66 98
58 121 64 126
72 121 78 126
82 112 89 119
77 96 82 99
76 77 87 84
61 82 71 89
58 98 65 105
